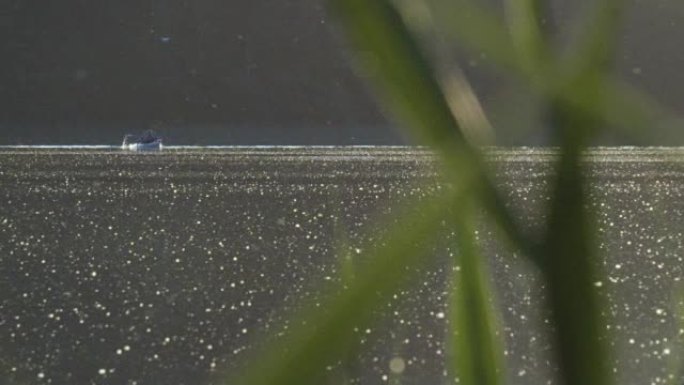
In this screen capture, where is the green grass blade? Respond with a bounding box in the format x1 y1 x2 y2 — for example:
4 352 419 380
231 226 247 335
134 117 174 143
423 0 519 71
534 1 622 383
561 0 626 80
333 216 356 284
665 286 684 385
426 0 681 142
537 1 621 378
540 139 611 385
231 189 464 385
449 204 504 385
329 0 467 155
503 0 551 77
329 0 538 266
439 67 495 146
548 0 626 143
330 188 356 284
540 20 618 380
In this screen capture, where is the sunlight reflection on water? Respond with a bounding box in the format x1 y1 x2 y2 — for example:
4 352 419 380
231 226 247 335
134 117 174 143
0 147 682 385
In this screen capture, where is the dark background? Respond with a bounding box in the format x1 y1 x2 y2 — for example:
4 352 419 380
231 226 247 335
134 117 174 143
1 0 684 145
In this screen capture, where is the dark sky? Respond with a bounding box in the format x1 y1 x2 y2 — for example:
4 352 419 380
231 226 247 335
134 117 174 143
1 0 683 145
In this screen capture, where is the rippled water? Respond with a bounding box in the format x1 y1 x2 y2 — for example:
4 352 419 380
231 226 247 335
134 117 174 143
1 147 683 385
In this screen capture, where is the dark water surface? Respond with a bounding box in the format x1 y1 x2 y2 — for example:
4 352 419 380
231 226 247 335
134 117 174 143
1 147 683 385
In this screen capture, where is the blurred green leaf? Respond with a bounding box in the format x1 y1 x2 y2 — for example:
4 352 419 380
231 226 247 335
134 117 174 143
331 0 467 153
232 189 464 385
539 137 610 385
561 0 626 80
334 221 356 285
547 22 618 385
438 67 496 146
422 0 520 71
331 190 356 284
503 0 551 77
536 2 624 383
330 0 537 265
425 0 681 142
496 0 621 384
665 286 684 385
449 203 504 385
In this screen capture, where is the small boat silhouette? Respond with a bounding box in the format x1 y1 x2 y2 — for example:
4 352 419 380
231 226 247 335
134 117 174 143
122 130 162 151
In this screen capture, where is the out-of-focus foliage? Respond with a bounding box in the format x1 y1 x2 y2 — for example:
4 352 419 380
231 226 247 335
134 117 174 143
230 1 681 385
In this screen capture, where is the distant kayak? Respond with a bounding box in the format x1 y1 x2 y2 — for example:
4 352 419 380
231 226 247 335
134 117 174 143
122 130 162 151
122 139 162 151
